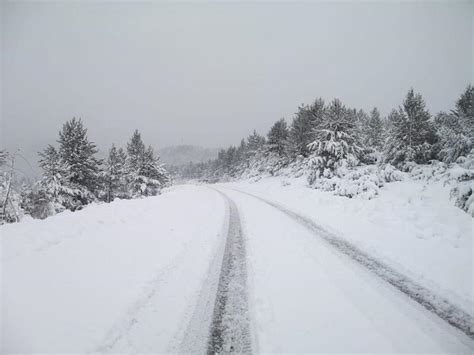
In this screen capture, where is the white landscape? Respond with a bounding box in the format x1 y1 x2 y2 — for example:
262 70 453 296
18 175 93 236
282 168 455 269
1 1 473 354
2 177 474 353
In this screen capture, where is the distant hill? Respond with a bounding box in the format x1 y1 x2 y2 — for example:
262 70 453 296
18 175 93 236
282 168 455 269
157 145 219 166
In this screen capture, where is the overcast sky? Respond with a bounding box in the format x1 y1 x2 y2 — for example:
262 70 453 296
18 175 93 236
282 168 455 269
1 1 473 174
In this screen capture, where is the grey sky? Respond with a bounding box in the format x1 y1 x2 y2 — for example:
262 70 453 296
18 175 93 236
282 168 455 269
1 1 473 174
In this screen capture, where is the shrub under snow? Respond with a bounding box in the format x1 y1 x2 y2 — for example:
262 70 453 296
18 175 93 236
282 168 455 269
308 164 404 199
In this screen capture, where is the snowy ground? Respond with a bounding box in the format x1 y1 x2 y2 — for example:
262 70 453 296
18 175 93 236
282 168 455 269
1 185 226 353
1 182 473 353
221 188 472 353
222 176 474 315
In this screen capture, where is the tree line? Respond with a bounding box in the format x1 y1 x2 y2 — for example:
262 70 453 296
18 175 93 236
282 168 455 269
1 118 170 222
180 86 473 183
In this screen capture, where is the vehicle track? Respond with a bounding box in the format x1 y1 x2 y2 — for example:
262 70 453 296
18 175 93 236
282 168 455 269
223 186 474 341
206 189 252 354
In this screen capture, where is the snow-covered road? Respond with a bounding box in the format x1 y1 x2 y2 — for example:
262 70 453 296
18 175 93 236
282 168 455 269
217 187 473 353
2 184 473 353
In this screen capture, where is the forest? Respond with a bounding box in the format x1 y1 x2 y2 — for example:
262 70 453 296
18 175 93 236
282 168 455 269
178 86 473 214
1 85 473 224
0 120 171 222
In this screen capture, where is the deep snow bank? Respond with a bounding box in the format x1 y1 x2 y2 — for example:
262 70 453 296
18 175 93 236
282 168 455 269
1 185 225 353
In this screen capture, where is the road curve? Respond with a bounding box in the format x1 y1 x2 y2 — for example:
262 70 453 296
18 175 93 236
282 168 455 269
225 186 474 340
217 186 474 353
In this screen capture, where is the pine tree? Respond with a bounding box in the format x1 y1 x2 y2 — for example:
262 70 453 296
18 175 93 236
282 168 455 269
384 89 436 167
103 144 127 202
126 130 170 197
267 118 289 156
246 130 265 153
365 107 384 150
289 99 325 157
127 130 146 173
38 145 68 198
307 99 363 181
34 144 75 214
436 85 474 163
58 118 102 198
235 139 247 165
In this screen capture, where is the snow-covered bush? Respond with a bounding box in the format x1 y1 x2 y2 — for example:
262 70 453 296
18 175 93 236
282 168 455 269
445 154 474 216
379 164 404 182
451 182 474 216
308 165 391 199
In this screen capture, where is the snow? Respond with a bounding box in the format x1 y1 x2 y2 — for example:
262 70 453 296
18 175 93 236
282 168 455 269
220 175 474 315
1 185 225 353
221 188 473 353
2 179 473 353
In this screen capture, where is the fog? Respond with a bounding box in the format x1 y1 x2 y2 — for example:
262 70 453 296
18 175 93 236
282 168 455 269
1 1 473 174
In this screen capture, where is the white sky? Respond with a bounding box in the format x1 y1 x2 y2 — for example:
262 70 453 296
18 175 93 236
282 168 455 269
1 1 473 173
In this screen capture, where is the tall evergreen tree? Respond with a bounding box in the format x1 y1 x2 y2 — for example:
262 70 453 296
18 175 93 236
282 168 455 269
127 130 146 173
307 99 363 180
247 130 265 152
289 99 325 157
38 145 68 200
246 130 266 157
384 89 436 166
436 85 474 163
267 118 289 156
235 139 247 165
365 107 384 150
58 118 102 195
103 144 127 202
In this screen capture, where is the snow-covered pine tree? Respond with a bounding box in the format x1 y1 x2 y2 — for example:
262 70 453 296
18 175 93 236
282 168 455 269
103 144 127 202
141 146 171 196
307 99 363 182
235 139 247 166
126 130 170 197
224 146 238 175
366 107 384 150
384 89 436 168
58 118 102 205
267 118 289 156
289 99 325 157
23 144 78 217
436 85 474 163
245 129 265 164
246 130 266 154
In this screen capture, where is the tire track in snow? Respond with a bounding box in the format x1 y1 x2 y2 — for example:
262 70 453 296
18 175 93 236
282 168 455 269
224 187 474 340
95 241 191 353
206 189 252 354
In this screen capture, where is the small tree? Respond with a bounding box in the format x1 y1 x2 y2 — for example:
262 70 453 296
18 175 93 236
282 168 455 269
126 130 170 197
307 99 363 181
384 89 436 167
365 107 384 150
103 144 127 202
267 118 289 156
58 118 102 204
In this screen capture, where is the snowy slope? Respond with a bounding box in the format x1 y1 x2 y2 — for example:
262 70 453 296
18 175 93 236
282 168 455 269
1 185 226 353
221 177 474 315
